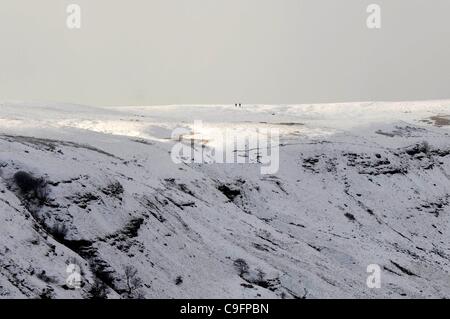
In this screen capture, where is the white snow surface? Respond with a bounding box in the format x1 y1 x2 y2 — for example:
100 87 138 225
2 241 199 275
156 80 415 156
0 100 449 298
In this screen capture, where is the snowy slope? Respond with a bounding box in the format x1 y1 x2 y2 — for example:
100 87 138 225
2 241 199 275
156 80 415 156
0 100 449 299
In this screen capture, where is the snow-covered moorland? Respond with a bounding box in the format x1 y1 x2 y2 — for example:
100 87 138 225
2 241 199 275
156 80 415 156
0 100 449 299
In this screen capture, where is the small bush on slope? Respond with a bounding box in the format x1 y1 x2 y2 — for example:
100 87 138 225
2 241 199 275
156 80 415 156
13 171 49 203
50 223 69 241
175 276 183 285
86 279 109 299
122 265 145 299
233 258 250 277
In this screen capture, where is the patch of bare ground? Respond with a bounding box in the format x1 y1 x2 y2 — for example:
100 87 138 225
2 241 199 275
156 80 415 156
421 115 450 127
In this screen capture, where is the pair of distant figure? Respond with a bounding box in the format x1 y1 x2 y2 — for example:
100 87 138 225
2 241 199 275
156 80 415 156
234 103 243 108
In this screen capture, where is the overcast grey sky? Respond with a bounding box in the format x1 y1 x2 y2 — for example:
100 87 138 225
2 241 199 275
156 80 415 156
0 0 449 106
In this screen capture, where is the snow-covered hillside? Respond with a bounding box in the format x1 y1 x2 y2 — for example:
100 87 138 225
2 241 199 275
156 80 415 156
0 100 449 299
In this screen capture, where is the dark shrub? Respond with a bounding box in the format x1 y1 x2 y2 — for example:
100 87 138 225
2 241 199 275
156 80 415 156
89 260 115 288
102 181 124 200
87 279 109 299
175 276 183 285
344 212 356 221
39 287 55 299
233 258 249 276
123 265 144 299
14 171 37 193
13 171 48 201
50 223 68 241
